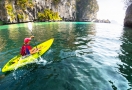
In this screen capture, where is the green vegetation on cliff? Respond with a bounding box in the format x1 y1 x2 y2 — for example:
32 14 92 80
17 0 34 10
1 0 98 23
5 3 15 22
38 9 61 21
5 0 34 22
0 21 3 25
17 13 24 19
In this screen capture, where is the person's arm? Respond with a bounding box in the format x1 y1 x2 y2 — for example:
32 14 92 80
29 48 40 54
30 36 34 39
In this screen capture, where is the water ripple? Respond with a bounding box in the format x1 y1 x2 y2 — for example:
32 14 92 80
0 22 132 90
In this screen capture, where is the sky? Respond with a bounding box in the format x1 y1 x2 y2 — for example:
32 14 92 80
97 0 126 24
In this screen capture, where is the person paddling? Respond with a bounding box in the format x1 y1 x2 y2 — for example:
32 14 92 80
20 36 40 56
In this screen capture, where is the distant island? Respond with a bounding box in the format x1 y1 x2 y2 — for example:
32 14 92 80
93 19 111 23
76 18 110 23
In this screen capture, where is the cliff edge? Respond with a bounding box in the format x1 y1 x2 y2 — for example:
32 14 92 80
124 4 132 27
0 0 99 24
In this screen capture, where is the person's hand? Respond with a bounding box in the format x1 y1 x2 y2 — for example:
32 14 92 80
36 49 41 52
30 36 34 38
38 49 41 51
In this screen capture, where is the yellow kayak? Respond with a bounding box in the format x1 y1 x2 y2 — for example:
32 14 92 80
2 38 54 72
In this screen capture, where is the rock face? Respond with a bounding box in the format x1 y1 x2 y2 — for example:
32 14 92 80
76 0 98 21
0 1 7 22
0 0 99 23
124 4 132 27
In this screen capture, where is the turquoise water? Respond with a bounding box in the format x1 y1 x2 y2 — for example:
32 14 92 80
0 22 132 90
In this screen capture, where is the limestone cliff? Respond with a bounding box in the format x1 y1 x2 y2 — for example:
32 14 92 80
124 3 132 27
76 0 98 21
0 0 99 23
0 1 7 22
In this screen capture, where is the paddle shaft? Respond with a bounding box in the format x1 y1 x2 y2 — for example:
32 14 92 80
30 31 40 55
28 22 40 56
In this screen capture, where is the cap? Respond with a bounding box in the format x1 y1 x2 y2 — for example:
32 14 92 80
24 38 31 44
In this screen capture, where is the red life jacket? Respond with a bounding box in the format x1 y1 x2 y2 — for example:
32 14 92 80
20 45 32 56
20 45 26 56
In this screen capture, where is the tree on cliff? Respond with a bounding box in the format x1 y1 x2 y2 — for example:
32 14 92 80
124 0 132 7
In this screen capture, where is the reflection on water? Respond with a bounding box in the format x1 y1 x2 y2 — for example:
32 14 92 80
0 22 132 90
119 27 132 88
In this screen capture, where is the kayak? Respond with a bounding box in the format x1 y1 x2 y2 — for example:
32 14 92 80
2 38 54 72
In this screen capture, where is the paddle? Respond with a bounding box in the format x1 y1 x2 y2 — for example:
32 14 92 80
27 22 39 54
27 22 48 63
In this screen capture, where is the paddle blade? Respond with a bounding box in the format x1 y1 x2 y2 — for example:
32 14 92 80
28 22 32 31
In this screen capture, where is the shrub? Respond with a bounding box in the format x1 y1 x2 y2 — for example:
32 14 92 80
17 0 34 10
18 14 24 19
5 3 15 22
37 9 61 21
